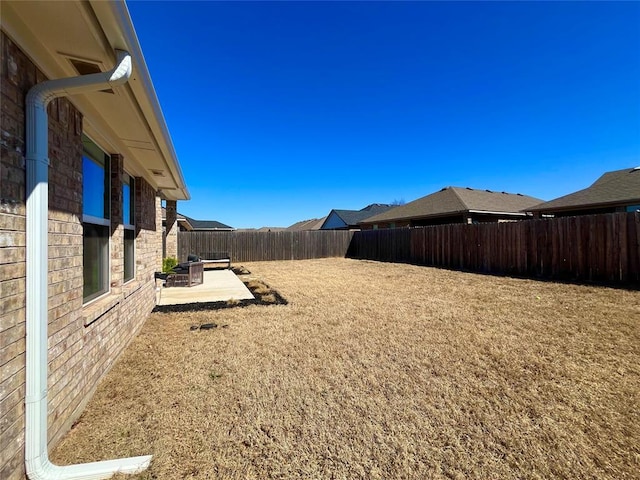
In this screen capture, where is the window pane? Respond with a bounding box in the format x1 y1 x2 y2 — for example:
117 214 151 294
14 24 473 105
82 156 106 218
123 182 131 225
123 175 135 226
124 229 135 282
82 135 109 220
83 223 109 302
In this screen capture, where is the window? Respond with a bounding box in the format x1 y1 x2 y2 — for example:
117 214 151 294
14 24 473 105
123 173 135 282
626 204 640 212
82 135 110 303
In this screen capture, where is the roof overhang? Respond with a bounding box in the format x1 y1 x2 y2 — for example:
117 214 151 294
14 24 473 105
529 198 640 213
359 209 529 225
177 218 194 231
1 0 189 201
467 210 529 216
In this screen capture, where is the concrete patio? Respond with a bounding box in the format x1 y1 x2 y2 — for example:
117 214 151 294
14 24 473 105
156 269 254 306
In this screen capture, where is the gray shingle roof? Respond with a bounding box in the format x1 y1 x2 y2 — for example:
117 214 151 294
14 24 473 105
331 204 395 226
528 167 640 212
162 207 233 230
361 187 544 224
287 217 326 231
182 215 233 230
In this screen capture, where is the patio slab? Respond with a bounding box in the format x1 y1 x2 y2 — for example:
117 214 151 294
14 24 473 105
156 269 254 306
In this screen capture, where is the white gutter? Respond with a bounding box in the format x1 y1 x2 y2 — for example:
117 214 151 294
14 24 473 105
25 50 152 480
466 210 528 216
102 0 190 201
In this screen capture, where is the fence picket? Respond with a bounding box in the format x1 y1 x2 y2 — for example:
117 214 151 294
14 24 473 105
177 213 639 285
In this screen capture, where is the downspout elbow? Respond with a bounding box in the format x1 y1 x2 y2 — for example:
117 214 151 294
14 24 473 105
108 50 133 85
27 50 131 108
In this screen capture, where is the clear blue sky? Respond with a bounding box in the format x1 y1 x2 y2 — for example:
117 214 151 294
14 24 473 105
127 1 640 229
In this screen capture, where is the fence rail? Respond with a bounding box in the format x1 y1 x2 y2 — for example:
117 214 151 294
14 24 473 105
177 213 639 284
347 212 640 284
178 230 354 263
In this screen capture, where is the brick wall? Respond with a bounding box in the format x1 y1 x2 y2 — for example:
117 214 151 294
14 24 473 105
156 196 163 270
1 30 39 480
165 199 178 259
0 31 163 480
110 154 125 296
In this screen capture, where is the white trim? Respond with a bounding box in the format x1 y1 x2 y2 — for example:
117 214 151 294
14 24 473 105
82 214 111 226
81 289 112 309
466 210 528 216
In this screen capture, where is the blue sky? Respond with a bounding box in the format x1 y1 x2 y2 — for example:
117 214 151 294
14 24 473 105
127 1 640 229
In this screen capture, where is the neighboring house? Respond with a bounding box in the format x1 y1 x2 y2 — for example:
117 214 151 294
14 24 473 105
161 206 194 231
359 187 543 229
161 206 233 232
237 226 287 232
286 216 326 231
528 167 640 217
0 2 189 478
161 206 233 258
320 204 394 230
181 215 234 231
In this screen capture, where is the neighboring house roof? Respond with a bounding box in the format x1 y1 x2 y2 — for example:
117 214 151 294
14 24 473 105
287 217 326 231
528 167 640 213
181 215 234 231
236 227 287 232
161 207 233 230
361 187 544 224
321 204 395 229
161 206 190 229
1 0 189 200
258 227 287 232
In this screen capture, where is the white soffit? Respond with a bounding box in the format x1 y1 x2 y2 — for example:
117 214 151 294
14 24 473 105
0 0 189 201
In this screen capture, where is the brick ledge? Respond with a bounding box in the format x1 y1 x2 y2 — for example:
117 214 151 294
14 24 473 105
82 294 120 327
123 280 144 299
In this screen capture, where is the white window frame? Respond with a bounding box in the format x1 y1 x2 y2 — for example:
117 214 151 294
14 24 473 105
82 135 111 304
123 172 135 283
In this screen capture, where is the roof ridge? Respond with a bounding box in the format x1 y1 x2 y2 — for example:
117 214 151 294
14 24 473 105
590 167 638 188
448 186 470 210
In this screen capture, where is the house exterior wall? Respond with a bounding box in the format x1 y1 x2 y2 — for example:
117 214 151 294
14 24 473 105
0 31 162 480
320 211 347 230
360 220 411 230
532 204 633 218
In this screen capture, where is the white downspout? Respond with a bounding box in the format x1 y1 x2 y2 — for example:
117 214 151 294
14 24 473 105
25 50 152 480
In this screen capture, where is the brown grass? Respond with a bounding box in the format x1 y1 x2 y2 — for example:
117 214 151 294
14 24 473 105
51 258 640 479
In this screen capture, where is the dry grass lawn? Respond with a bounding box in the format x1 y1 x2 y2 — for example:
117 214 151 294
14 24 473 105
51 258 640 479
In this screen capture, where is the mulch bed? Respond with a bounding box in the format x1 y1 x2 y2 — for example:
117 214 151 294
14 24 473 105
152 266 288 314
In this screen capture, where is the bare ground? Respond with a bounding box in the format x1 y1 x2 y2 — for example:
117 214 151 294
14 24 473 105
51 258 640 479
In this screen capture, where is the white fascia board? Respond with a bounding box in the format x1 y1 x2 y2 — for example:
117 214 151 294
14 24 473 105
90 0 190 201
466 210 528 216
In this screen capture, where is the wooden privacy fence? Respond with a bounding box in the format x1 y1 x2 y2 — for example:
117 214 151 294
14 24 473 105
178 230 355 263
347 212 640 284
